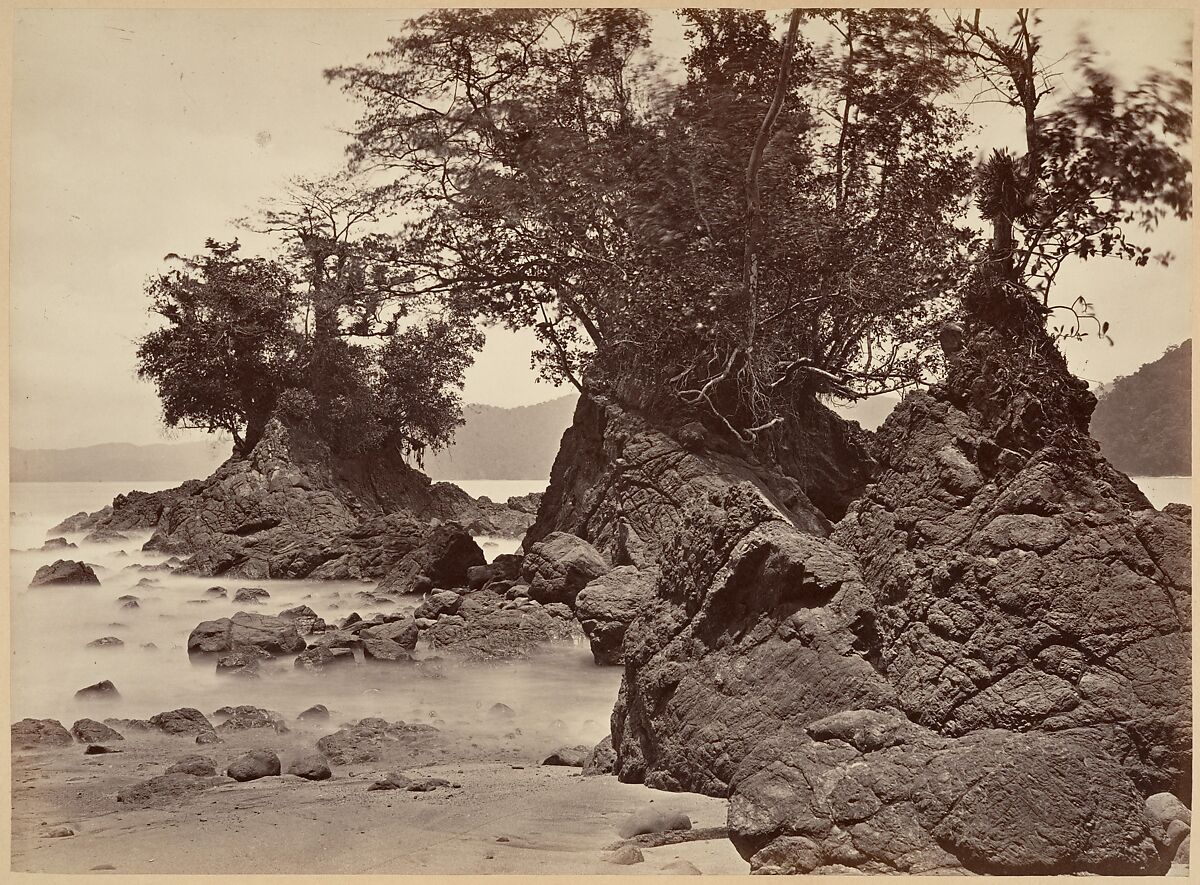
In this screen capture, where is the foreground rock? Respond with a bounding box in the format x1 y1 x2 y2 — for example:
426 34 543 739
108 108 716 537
227 749 281 781
187 612 306 658
70 719 124 744
29 560 100 587
287 755 332 780
12 718 73 749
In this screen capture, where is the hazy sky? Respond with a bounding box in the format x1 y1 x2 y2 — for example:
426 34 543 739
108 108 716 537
10 7 1193 448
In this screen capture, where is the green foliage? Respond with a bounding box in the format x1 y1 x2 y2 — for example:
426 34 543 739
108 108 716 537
136 239 480 461
328 8 976 437
136 240 301 452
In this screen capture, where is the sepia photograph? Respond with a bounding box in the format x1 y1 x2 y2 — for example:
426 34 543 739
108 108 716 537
7 4 1193 876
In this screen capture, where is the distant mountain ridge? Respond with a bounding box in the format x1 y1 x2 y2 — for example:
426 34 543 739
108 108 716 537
11 395 581 483
1091 339 1191 476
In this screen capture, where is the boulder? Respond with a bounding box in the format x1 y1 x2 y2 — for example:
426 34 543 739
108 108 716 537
833 387 1191 796
75 680 120 700
413 589 463 620
187 612 306 658
233 587 270 604
583 735 616 776
294 645 356 671
520 533 610 606
575 566 655 665
41 537 76 550
315 718 439 765
84 744 122 755
165 755 218 777
424 589 579 661
30 560 100 587
361 638 415 664
226 749 281 782
215 651 263 678
297 704 330 721
205 586 228 597
604 845 644 865
70 719 124 744
543 745 591 767
728 718 1162 875
12 718 73 749
278 604 327 634
368 771 413 791
287 755 332 780
150 708 216 737
466 564 492 589
358 619 419 649
217 705 289 733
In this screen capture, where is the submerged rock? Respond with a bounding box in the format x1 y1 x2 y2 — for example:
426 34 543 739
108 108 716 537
187 612 306 658
424 589 578 661
30 560 100 587
86 636 124 649
75 680 120 701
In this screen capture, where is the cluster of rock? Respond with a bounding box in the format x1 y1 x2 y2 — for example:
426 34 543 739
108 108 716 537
551 324 1190 874
42 418 540 581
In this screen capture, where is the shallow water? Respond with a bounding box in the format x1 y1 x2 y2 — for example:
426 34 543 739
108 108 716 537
9 479 617 756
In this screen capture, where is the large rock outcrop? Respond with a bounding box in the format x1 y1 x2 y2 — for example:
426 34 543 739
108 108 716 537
609 310 1190 875
524 383 860 565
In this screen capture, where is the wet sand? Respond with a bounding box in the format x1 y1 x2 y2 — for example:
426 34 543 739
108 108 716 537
12 714 746 875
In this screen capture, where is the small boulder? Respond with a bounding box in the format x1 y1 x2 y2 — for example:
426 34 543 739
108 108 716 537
215 651 263 678
489 703 516 719
71 719 124 744
617 808 693 839
297 704 330 721
359 619 419 649
467 565 492 590
42 537 77 550
187 612 306 658
86 636 124 649
368 771 413 791
226 749 281 782
205 586 228 597
294 645 356 672
414 590 463 620
233 587 270 604
362 638 415 664
84 744 122 755
278 604 327 634
149 708 216 737
661 859 702 875
116 773 228 804
287 755 332 780
521 533 609 606
12 718 73 749
165 755 218 777
217 705 289 733
604 845 644 865
30 560 100 587
44 827 75 838
542 745 591 767
75 680 120 701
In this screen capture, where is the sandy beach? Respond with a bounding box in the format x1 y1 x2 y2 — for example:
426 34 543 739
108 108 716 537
12 718 746 876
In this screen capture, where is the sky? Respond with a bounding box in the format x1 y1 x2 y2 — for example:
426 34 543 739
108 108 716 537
9 6 1194 449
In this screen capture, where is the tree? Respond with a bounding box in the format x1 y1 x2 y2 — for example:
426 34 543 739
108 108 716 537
136 240 301 454
328 8 976 440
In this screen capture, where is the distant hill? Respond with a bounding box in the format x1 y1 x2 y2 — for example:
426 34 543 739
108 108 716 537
829 393 901 432
12 395 581 484
11 439 231 482
1091 339 1191 476
424 395 578 480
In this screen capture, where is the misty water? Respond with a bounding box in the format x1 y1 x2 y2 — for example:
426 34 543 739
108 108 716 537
9 475 1190 745
10 480 621 756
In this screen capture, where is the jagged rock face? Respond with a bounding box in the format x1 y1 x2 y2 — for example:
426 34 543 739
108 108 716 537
728 710 1164 875
29 560 100 587
574 566 656 665
132 419 489 580
49 482 202 537
833 390 1191 798
611 485 896 796
521 532 610 606
525 391 834 566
